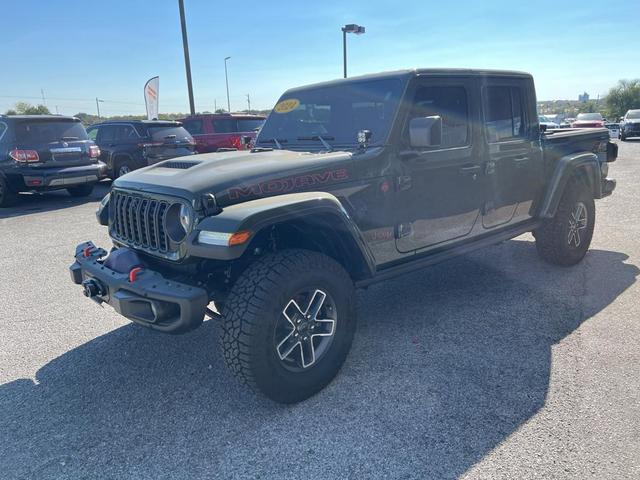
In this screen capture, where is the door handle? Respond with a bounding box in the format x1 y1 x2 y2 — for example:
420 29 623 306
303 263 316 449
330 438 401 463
513 156 529 167
459 165 481 175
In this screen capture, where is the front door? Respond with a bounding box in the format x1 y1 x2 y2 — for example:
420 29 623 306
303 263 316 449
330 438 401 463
395 78 484 253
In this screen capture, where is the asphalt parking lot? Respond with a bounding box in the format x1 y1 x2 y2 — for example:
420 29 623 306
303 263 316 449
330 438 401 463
1 141 639 480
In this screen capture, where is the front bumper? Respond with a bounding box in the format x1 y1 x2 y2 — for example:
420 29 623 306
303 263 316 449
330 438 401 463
10 162 108 191
69 241 208 333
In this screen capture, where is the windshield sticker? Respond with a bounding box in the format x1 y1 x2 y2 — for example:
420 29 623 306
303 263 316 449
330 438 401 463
274 98 300 114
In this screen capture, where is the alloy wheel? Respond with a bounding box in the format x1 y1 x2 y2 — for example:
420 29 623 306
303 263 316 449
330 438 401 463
275 289 337 371
567 201 588 248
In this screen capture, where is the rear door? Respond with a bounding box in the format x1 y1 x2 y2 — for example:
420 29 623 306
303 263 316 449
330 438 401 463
13 119 95 167
211 118 239 150
395 77 484 253
95 125 118 170
481 78 543 228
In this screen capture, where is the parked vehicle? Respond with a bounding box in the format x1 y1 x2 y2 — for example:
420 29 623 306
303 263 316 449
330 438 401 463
539 115 559 129
86 120 196 179
604 123 620 139
179 113 265 153
572 112 605 128
0 115 106 207
70 69 617 403
620 109 640 141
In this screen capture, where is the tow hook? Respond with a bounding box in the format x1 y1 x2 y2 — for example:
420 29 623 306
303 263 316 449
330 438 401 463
82 278 105 302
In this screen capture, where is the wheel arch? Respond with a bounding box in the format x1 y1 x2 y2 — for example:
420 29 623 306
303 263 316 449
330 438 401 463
189 192 377 281
538 151 602 219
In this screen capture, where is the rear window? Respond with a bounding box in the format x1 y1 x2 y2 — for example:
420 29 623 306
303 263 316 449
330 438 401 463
181 119 204 135
237 119 264 132
147 125 192 141
576 113 602 121
15 120 88 143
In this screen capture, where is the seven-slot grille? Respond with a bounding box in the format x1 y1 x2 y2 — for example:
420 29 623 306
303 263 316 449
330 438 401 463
109 190 173 254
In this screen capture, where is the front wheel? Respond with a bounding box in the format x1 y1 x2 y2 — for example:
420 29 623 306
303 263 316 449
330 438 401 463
221 249 356 403
534 177 595 266
0 176 18 207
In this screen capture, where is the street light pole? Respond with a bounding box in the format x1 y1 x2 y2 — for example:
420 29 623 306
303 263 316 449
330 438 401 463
178 0 195 115
246 93 251 112
224 56 231 112
342 30 347 78
341 24 365 79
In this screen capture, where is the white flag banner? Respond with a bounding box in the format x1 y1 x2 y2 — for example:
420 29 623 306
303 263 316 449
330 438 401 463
144 76 159 120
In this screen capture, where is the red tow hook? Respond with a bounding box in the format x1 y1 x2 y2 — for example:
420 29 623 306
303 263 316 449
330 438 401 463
128 267 144 283
83 247 93 258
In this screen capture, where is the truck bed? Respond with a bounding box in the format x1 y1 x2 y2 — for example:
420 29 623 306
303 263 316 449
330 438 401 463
542 127 609 161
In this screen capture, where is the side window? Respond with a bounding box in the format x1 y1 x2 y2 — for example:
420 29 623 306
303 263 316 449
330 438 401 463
407 85 469 148
484 86 526 142
116 125 137 141
86 127 98 141
213 119 237 133
182 119 203 135
98 125 116 143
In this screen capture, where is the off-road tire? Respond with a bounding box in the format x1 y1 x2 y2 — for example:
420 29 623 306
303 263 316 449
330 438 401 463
67 184 94 197
220 249 356 403
534 176 595 266
0 176 18 207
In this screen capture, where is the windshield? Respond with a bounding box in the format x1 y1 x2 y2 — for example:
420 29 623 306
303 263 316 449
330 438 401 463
15 120 88 143
257 78 404 148
577 113 603 121
627 110 640 119
539 115 550 122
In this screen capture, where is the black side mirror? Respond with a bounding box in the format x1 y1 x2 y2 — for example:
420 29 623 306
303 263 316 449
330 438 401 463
409 116 442 148
540 124 548 133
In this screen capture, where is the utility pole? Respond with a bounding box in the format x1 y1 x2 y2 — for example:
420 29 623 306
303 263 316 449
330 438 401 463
178 0 195 115
95 98 104 119
224 56 231 112
246 94 251 112
214 99 217 112
55 105 59 114
41 89 46 107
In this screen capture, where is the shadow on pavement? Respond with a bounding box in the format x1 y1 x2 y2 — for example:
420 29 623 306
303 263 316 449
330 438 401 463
0 241 637 479
0 181 111 220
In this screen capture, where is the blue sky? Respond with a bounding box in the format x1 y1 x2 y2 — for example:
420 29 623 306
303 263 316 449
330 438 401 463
1 0 638 115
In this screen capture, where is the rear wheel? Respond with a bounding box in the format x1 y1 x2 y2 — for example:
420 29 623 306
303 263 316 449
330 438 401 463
114 157 133 178
67 184 94 197
534 177 595 266
221 249 356 403
0 176 18 207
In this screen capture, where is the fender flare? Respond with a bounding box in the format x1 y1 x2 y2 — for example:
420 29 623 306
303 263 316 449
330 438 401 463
186 191 377 279
538 151 602 219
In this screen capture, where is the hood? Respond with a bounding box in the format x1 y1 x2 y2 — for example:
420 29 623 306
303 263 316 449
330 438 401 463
113 148 354 207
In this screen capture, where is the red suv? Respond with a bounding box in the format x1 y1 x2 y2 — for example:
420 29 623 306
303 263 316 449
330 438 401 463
179 114 265 153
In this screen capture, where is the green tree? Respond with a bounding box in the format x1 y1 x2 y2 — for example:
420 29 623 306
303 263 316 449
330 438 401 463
5 102 51 115
605 79 640 119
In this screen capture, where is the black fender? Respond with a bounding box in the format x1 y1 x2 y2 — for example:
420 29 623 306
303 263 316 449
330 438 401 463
538 151 602 219
186 191 377 280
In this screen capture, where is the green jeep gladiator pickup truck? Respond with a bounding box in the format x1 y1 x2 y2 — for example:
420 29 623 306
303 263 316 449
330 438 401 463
70 69 617 403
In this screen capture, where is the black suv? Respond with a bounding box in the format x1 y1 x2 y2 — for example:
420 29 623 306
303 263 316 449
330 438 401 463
87 120 196 179
0 115 106 207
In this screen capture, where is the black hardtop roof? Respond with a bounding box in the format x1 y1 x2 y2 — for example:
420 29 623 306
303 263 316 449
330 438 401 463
284 68 533 94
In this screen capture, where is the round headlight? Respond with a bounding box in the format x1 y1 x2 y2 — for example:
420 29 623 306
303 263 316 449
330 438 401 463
165 203 192 243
